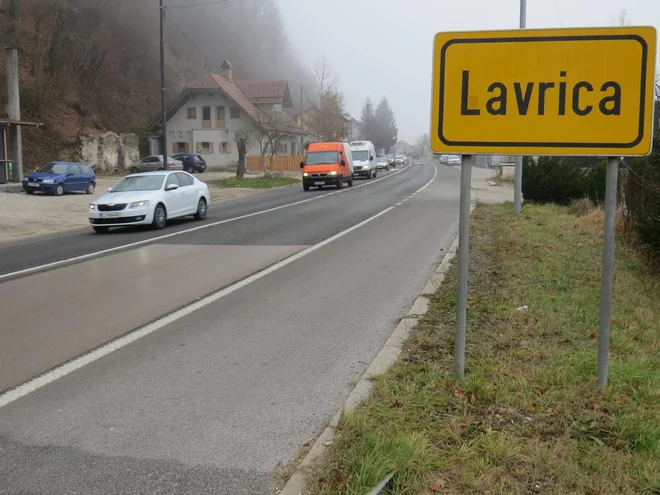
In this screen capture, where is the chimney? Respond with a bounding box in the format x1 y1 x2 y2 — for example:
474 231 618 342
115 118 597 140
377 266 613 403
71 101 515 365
220 59 233 82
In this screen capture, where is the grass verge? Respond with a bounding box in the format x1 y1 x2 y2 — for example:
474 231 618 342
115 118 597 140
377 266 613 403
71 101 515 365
309 202 660 495
210 176 300 189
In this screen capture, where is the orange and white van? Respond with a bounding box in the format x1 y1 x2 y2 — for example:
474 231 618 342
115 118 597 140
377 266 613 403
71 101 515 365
300 142 354 191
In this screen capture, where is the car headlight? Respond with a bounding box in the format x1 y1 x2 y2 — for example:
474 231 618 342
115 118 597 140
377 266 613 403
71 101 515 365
42 179 55 184
303 172 310 177
328 171 338 176
129 200 149 208
89 204 96 211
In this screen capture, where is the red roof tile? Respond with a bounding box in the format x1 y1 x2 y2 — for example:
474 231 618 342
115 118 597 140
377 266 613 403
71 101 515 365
185 73 260 120
235 80 288 105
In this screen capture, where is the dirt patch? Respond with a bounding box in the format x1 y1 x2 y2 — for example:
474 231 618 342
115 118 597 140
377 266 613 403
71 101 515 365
0 172 264 243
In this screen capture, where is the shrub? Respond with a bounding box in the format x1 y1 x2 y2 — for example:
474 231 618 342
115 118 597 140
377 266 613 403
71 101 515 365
522 156 588 205
568 198 598 217
625 133 660 264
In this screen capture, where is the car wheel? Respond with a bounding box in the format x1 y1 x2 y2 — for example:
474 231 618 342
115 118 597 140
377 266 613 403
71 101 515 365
158 167 164 171
337 178 343 189
55 184 64 196
152 204 167 230
194 198 207 220
303 183 310 191
130 166 139 174
86 182 95 194
348 175 354 187
367 169 372 179
93 226 109 234
373 168 377 178
184 166 191 173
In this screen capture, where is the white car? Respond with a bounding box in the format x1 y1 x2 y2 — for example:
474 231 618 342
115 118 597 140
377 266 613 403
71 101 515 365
88 171 210 233
447 155 462 165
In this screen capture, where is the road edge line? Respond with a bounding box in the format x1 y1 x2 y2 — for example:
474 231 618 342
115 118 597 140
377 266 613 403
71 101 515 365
278 220 462 495
0 205 400 409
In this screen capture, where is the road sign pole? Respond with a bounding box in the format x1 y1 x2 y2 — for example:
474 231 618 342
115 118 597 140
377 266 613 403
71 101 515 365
513 0 527 215
597 157 619 387
454 154 473 377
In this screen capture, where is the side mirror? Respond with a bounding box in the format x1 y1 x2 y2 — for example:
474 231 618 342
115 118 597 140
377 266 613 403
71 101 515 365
340 159 346 166
165 184 178 191
370 156 374 161
300 161 304 168
107 187 113 192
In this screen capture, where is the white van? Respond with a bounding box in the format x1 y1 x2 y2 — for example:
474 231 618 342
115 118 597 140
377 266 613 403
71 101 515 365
350 141 378 179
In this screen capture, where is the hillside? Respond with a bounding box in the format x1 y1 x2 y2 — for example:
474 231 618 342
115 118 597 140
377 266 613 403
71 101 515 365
0 0 312 168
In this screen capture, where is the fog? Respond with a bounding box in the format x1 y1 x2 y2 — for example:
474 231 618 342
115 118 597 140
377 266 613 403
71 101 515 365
276 0 660 142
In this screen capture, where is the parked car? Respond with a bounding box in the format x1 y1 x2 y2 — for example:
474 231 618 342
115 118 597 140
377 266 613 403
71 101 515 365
23 161 96 196
172 153 207 173
376 156 390 170
350 140 378 179
129 155 183 173
88 171 210 233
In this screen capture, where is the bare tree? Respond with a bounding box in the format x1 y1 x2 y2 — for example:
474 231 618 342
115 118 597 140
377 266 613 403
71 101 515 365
311 55 339 102
233 128 253 178
253 108 290 176
614 9 631 26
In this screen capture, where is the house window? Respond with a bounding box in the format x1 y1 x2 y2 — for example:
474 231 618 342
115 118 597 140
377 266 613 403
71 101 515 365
202 106 211 128
230 106 240 119
196 142 213 153
221 142 232 153
281 142 288 155
187 107 196 119
173 142 188 153
216 106 226 128
291 142 297 156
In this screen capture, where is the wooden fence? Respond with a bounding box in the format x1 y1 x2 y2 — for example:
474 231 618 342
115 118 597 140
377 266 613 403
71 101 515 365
246 155 303 172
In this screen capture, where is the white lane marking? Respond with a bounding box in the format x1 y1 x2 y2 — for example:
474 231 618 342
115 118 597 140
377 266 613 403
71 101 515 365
395 202 402 206
0 163 439 408
0 164 415 282
0 207 395 408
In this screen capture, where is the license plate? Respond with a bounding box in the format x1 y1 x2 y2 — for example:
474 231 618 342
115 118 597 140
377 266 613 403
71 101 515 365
28 182 39 187
100 212 120 219
314 181 326 185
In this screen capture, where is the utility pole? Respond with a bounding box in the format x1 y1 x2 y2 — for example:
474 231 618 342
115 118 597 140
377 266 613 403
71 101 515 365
160 0 168 168
5 0 23 182
366 101 370 140
300 84 304 127
513 0 526 214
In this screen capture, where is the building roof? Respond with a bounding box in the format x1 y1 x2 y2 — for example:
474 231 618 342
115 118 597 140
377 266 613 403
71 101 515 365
235 80 292 107
185 73 260 120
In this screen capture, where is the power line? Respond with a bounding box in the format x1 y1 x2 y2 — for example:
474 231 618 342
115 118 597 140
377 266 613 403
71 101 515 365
168 0 230 9
164 11 223 73
555 0 563 27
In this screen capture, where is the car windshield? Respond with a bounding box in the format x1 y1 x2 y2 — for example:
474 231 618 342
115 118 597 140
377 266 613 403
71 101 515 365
305 151 338 165
377 157 387 162
38 163 69 174
111 175 165 192
351 150 369 161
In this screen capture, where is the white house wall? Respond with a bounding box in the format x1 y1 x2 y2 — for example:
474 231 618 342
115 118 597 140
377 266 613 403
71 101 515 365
166 92 261 166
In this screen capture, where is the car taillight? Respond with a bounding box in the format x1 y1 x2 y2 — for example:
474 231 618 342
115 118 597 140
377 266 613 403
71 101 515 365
169 162 175 167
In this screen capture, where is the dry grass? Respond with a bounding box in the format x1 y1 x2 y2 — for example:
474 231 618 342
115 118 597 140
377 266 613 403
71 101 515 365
308 203 660 495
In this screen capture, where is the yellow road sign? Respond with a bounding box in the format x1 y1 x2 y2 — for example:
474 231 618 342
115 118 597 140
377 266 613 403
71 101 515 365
430 27 657 156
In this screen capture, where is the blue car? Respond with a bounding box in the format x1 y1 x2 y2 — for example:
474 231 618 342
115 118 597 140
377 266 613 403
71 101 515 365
23 161 96 196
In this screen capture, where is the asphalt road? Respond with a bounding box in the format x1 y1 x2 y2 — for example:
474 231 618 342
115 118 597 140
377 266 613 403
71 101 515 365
0 161 462 494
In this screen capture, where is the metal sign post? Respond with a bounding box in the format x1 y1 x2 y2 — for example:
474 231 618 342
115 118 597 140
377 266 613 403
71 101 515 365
454 154 473 377
597 157 620 387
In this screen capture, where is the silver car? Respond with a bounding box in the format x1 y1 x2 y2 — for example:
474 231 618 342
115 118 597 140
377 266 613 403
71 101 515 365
129 155 183 174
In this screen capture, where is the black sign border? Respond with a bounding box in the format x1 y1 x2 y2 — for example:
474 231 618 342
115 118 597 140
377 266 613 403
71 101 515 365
438 34 649 149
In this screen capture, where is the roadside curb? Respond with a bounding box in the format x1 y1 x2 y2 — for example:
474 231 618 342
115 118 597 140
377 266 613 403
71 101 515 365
278 229 461 495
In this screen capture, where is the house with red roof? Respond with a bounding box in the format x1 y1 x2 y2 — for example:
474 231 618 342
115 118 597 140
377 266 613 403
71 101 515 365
149 60 308 167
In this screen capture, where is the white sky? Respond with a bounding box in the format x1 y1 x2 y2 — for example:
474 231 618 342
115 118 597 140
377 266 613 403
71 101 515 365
276 0 660 143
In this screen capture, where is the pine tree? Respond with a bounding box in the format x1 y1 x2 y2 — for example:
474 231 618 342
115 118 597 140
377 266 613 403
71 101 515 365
359 98 375 141
373 97 398 153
